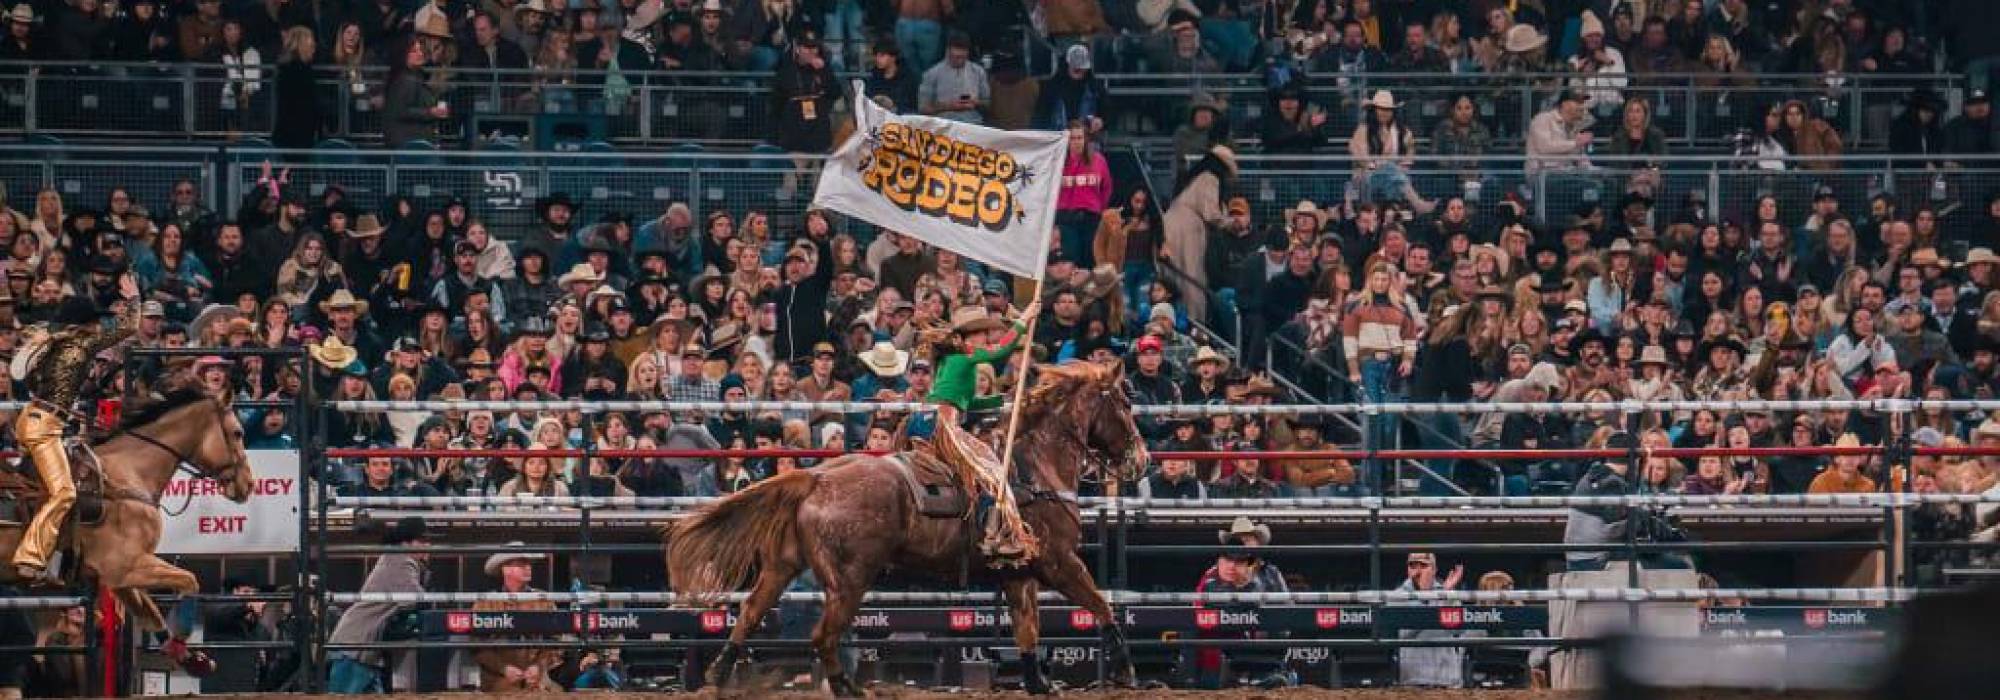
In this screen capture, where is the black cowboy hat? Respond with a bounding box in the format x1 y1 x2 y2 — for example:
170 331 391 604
1669 320 1698 340
1568 327 1609 357
380 515 428 545
1618 191 1655 211
534 193 576 220
1533 273 1574 294
1698 336 1747 359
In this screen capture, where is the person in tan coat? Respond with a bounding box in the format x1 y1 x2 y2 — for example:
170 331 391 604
1281 416 1357 495
1781 99 1844 171
471 547 564 692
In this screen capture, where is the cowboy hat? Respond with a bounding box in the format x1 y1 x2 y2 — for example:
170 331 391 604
5 4 32 23
1568 327 1608 357
1082 264 1122 300
1363 90 1399 111
1975 420 2000 441
1217 516 1272 546
1241 374 1284 398
308 336 358 370
859 341 909 377
1699 336 1747 359
1502 24 1546 53
1909 247 1945 268
696 0 729 13
1605 238 1635 255
1190 345 1230 371
707 323 745 355
1638 345 1670 366
415 11 454 40
535 192 576 220
1960 247 2000 267
1187 91 1223 118
482 543 546 576
515 0 551 14
558 263 605 287
949 306 1007 335
187 303 247 341
380 516 428 545
346 213 385 238
1285 200 1327 228
515 315 554 337
1474 285 1511 303
316 289 369 316
1777 331 1814 351
1533 273 1573 294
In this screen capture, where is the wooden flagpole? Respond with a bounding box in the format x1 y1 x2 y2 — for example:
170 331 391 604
998 276 1042 476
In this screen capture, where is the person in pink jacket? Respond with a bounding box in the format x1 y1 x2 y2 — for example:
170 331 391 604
1054 123 1114 269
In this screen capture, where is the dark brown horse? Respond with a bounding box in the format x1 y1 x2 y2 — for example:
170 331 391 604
667 362 1149 696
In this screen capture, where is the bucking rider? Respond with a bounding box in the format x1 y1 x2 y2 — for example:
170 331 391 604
923 300 1041 566
11 277 140 585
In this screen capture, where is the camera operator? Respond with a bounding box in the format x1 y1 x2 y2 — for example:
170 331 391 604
1563 431 1637 572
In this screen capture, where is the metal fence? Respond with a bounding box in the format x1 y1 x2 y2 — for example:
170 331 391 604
0 62 1962 148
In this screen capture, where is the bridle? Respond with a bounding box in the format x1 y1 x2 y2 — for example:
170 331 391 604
120 396 249 516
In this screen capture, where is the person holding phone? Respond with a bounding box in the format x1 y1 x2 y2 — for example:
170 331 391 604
917 31 988 124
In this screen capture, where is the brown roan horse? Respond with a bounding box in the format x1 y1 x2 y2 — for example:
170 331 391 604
0 389 254 632
668 362 1150 696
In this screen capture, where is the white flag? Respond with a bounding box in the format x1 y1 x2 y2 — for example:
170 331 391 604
812 84 1068 280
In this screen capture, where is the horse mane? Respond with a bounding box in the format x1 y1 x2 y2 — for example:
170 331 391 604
108 387 214 436
1021 361 1115 424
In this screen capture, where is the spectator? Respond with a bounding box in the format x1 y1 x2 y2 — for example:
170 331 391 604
471 547 562 691
1567 11 1628 112
1280 415 1355 495
383 38 452 148
325 517 428 694
1162 146 1234 322
1037 44 1107 132
1260 84 1332 154
1526 90 1594 175
177 0 223 61
1172 93 1232 182
863 41 920 113
1780 99 1844 170
0 4 41 63
26 605 85 697
1431 94 1494 185
1395 551 1466 688
1889 91 1948 161
918 32 987 124
271 27 322 151
893 0 948 70
1809 433 1878 493
1944 90 1998 160
1348 90 1432 213
769 33 840 154
1054 123 1113 269
500 454 571 498
1148 12 1219 73
1139 455 1206 499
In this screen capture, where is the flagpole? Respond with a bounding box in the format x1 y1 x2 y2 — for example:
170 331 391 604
998 276 1041 477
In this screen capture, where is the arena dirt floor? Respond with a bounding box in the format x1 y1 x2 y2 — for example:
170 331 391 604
210 690 1865 699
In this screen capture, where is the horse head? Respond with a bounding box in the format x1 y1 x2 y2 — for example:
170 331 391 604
1030 361 1150 485
121 389 254 503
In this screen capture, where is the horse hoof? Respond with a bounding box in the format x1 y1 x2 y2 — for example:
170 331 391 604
828 674 865 697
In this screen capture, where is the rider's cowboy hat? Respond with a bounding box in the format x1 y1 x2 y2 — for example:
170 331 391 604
558 263 605 287
482 543 547 576
1217 516 1272 546
1363 90 1400 111
1190 346 1230 372
859 341 909 377
949 306 1007 335
309 337 359 370
317 289 369 316
1285 200 1328 229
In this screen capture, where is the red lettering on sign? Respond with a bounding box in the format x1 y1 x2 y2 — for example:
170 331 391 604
446 613 472 634
197 515 247 534
948 610 977 632
1069 610 1096 631
1803 609 1827 629
1439 608 1464 629
1194 609 1220 631
699 610 728 634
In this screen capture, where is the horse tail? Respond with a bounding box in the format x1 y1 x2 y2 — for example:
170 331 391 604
665 469 817 607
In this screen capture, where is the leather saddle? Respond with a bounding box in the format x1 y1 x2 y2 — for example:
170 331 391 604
0 442 107 527
891 446 971 519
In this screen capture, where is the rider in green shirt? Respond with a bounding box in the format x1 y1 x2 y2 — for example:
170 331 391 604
923 300 1040 564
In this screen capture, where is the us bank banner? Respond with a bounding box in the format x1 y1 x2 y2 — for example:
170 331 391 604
159 450 302 555
813 83 1067 279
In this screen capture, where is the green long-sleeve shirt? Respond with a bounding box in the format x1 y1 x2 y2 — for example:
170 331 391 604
925 323 1026 412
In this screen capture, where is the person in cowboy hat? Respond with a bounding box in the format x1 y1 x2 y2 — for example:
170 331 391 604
470 544 563 691
922 301 1042 564
326 516 430 694
8 275 140 585
316 288 382 365
1 5 39 63
1283 199 1326 245
1808 433 1878 494
1181 346 1231 404
1192 515 1291 688
1349 89 1434 214
1527 88 1594 175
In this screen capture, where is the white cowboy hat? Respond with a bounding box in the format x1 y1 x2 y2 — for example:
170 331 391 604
515 0 551 14
5 4 32 23
696 0 729 14
8 329 47 382
1606 238 1635 255
309 336 359 370
1579 10 1605 37
1638 344 1670 366
1190 345 1230 371
1503 24 1546 53
558 263 605 287
483 543 546 576
1285 200 1327 228
1961 247 2000 267
317 289 369 316
1217 516 1272 546
1363 90 1399 111
860 341 909 377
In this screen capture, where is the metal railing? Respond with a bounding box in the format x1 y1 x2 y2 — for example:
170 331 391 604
0 62 1961 147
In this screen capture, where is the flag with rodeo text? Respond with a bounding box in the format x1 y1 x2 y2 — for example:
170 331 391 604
813 83 1068 280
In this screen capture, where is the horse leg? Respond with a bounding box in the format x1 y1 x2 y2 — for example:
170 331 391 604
811 582 865 698
706 561 800 689
103 554 200 595
117 587 169 633
1041 553 1136 688
1004 577 1055 695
